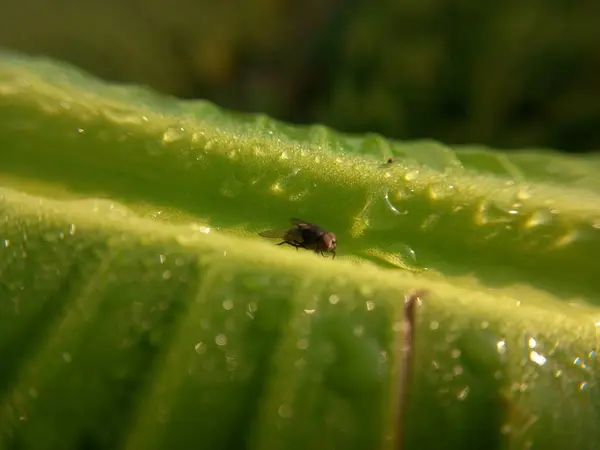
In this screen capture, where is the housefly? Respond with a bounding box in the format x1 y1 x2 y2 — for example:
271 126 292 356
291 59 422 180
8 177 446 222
259 218 337 258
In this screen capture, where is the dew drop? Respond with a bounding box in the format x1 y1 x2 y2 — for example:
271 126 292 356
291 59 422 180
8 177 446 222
159 254 166 264
451 348 461 359
62 352 72 363
528 337 537 349
457 386 469 400
328 294 340 305
366 301 375 311
162 127 186 143
304 308 316 315
296 338 309 350
524 209 553 228
2 239 9 248
194 342 205 354
278 403 292 418
404 170 419 181
69 224 76 235
162 270 172 280
429 320 440 330
453 365 464 376
353 325 365 337
496 340 507 355
529 351 547 366
516 187 532 201
215 334 228 346
580 382 588 391
222 299 234 311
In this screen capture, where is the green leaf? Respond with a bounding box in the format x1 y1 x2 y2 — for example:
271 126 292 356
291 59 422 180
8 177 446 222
0 51 599 450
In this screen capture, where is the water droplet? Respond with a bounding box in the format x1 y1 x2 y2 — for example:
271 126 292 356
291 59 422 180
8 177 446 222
573 357 587 369
194 342 205 354
328 294 340 305
28 387 38 398
62 352 72 363
162 127 186 143
69 224 76 235
404 170 419 181
159 254 166 264
528 337 537 348
366 301 375 311
353 325 365 337
516 187 532 201
480 321 489 329
304 308 316 315
429 320 440 330
162 270 172 280
280 151 289 160
580 382 588 391
496 340 507 355
529 351 547 366
451 348 461 359
2 239 9 248
270 182 283 194
457 386 469 400
278 403 292 418
427 183 457 201
296 338 309 350
223 299 234 311
453 365 463 376
524 209 553 228
215 334 227 346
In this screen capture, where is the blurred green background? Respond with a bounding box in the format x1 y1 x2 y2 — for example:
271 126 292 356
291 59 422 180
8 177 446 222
1 0 599 152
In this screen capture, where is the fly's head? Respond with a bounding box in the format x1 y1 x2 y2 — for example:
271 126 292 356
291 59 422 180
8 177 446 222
320 232 337 253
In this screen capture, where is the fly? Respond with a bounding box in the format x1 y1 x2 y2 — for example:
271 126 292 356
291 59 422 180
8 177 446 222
259 218 337 258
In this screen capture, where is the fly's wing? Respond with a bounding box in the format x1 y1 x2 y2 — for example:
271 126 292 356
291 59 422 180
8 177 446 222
290 218 314 229
258 228 287 239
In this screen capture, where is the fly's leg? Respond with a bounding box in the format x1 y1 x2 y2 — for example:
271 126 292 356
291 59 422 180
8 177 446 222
277 241 303 250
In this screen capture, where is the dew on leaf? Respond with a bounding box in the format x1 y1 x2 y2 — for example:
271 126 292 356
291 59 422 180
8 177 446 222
278 403 292 418
524 209 553 228
215 334 227 346
62 352 72 363
496 340 507 355
529 351 547 366
296 338 309 350
404 170 419 181
328 294 340 305
353 325 365 337
451 348 461 359
162 127 186 143
194 342 205 354
427 182 457 201
528 337 537 348
429 320 439 330
222 299 234 311
366 301 375 311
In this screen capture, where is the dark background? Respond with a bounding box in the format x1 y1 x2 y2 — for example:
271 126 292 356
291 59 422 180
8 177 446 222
1 0 599 152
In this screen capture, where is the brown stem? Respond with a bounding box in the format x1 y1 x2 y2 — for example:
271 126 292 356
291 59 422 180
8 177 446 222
394 289 427 450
